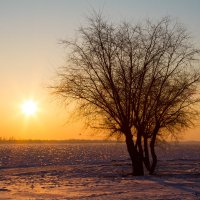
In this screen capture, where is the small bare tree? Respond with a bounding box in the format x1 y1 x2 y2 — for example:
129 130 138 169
52 15 200 176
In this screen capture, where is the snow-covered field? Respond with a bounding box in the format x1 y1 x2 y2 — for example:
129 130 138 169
0 142 199 199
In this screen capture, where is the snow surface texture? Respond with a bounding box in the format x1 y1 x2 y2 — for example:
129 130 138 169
0 143 199 199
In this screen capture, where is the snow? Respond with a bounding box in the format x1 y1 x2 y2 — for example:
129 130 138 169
0 142 199 199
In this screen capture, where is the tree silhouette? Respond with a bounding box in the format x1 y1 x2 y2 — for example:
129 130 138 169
53 15 200 176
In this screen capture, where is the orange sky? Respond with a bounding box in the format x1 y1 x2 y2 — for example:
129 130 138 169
0 0 200 141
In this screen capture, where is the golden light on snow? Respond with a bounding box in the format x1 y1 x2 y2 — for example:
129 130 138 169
21 100 37 116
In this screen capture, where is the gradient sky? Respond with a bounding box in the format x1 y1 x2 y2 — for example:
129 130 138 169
0 0 200 140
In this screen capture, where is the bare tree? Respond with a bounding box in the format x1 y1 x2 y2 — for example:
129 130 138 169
52 15 200 176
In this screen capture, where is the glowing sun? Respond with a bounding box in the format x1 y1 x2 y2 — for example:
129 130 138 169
21 100 37 116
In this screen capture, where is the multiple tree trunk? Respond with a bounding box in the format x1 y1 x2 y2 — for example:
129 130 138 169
124 129 158 175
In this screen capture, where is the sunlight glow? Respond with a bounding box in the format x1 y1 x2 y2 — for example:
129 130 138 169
21 100 37 116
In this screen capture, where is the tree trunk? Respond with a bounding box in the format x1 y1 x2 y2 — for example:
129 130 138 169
149 135 157 175
125 133 144 176
143 137 151 171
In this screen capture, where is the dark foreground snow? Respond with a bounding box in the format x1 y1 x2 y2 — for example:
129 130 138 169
0 142 199 199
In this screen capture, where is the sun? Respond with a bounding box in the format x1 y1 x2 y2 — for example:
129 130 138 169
21 100 37 116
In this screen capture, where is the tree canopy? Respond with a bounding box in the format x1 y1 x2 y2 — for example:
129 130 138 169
53 15 200 175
